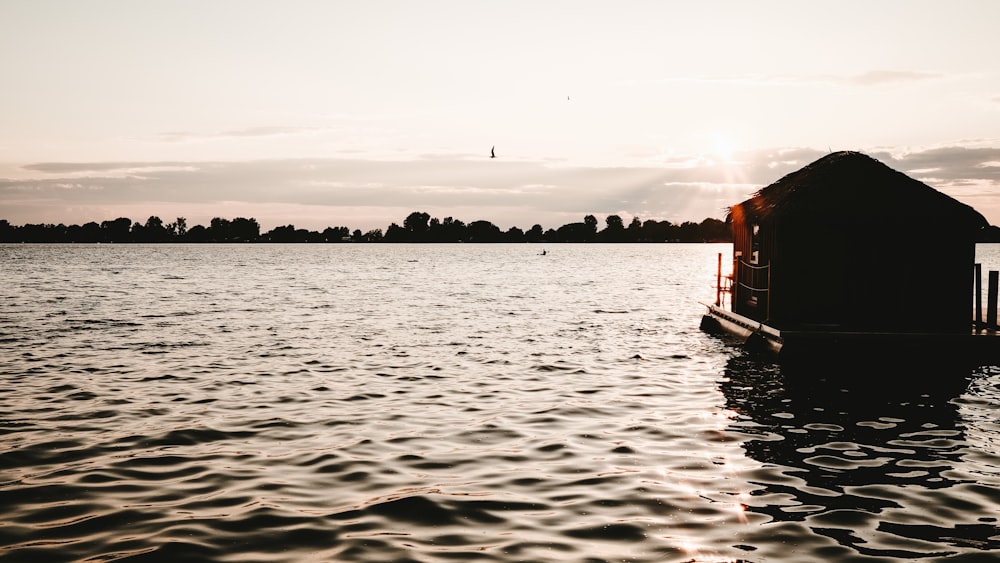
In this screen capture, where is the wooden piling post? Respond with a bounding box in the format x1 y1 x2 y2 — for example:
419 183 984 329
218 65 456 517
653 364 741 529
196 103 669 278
988 270 998 330
715 252 722 306
975 263 983 331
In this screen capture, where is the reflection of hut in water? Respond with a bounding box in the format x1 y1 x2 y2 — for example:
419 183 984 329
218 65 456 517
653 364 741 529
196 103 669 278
702 151 998 362
716 354 1000 556
720 354 969 489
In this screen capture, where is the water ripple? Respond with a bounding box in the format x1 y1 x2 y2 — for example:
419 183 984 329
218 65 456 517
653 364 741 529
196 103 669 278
2 244 1000 562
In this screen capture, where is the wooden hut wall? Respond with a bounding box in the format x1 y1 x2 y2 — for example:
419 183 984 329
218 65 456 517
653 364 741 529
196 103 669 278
768 217 848 329
726 152 985 333
729 206 747 308
840 227 975 333
934 237 977 332
729 206 774 323
753 220 777 321
728 206 751 317
767 219 975 332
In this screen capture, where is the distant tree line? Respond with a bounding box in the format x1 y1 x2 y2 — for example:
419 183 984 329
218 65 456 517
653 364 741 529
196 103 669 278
0 212 733 243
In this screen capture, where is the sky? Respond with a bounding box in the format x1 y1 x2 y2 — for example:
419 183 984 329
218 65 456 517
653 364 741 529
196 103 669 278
2 0 1000 232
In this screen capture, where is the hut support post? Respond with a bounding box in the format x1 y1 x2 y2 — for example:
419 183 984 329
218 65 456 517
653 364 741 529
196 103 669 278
988 270 998 330
975 263 983 331
732 252 740 311
766 261 772 321
715 253 722 306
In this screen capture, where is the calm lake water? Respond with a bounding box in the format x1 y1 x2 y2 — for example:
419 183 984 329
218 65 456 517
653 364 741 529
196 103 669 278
3 243 1000 563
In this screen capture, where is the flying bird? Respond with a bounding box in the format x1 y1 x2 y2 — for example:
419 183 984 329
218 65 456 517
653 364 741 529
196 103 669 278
490 146 495 159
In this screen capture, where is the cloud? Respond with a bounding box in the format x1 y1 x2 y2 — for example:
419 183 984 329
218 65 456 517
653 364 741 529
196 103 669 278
878 146 1000 181
758 69 943 87
149 126 325 143
837 70 943 86
643 70 944 88
23 162 196 173
21 162 201 179
0 157 756 228
4 144 1000 230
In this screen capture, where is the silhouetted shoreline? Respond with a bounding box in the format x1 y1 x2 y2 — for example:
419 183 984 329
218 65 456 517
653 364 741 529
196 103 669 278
0 212 732 243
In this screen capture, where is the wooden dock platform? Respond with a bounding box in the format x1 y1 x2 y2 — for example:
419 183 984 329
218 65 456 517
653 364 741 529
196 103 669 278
701 303 1000 367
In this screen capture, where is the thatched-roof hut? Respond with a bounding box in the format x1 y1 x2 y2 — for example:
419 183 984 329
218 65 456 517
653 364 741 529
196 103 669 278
727 151 986 334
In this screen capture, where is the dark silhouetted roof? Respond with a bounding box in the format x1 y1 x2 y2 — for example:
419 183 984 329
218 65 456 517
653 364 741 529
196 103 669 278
733 151 987 227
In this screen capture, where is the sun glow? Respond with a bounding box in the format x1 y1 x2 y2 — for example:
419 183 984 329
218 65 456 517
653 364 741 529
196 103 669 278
709 131 737 163
712 133 735 162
